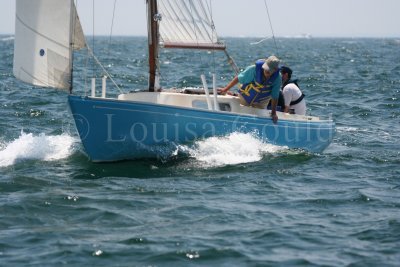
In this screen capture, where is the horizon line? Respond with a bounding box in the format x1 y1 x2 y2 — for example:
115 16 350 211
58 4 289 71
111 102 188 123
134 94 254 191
1 33 399 39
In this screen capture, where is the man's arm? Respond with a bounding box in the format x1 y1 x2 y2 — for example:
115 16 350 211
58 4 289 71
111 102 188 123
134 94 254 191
270 98 278 123
270 73 281 123
219 76 239 94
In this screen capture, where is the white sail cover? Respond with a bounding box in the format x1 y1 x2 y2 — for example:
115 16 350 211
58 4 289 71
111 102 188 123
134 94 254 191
13 0 86 90
158 0 225 50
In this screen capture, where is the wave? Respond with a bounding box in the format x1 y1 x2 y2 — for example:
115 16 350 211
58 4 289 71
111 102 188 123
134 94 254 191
180 132 287 167
0 131 76 167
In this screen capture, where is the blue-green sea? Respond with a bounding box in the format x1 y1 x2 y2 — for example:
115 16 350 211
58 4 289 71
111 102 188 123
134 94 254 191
1 36 400 266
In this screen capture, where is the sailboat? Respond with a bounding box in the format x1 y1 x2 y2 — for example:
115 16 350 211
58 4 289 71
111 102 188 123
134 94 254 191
13 0 335 162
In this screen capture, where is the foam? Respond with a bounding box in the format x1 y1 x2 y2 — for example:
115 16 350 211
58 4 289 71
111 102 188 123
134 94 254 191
181 132 287 167
0 131 76 167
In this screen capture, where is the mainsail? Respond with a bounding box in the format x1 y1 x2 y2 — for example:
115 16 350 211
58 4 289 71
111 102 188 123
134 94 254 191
157 0 225 50
13 0 86 90
147 0 228 90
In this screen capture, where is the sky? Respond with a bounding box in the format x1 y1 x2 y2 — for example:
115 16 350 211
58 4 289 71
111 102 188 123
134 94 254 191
0 0 399 38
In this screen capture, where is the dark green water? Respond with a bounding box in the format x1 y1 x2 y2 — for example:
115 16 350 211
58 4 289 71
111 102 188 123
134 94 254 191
1 36 400 266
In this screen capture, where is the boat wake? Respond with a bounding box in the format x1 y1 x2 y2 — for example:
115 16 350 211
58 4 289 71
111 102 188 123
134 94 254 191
0 131 76 167
180 132 287 167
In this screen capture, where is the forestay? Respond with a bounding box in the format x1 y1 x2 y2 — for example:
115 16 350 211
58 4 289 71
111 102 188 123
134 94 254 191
158 0 225 50
13 0 86 90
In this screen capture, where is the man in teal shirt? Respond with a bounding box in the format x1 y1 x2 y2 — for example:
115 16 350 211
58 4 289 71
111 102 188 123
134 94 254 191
219 55 281 123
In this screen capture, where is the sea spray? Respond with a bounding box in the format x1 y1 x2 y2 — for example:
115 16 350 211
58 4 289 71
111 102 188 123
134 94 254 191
181 132 287 167
0 131 76 167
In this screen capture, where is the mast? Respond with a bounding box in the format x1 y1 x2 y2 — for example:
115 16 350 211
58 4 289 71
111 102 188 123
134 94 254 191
147 0 159 92
68 0 74 94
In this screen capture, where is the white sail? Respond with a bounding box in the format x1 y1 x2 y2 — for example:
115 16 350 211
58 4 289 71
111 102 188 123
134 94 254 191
13 0 86 90
158 0 225 50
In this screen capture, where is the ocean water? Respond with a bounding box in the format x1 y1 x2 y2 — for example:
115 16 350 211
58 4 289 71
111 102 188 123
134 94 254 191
1 35 400 266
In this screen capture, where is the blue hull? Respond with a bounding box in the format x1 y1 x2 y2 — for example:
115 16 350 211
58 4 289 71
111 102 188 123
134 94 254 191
68 95 335 161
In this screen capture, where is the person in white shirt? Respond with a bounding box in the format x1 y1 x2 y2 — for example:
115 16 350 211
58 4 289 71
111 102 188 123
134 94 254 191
280 66 306 115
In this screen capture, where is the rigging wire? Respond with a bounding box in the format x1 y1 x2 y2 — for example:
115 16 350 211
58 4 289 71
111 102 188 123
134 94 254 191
74 0 90 96
83 0 124 95
186 0 205 82
108 0 118 54
206 0 217 76
74 0 87 95
263 0 279 54
86 45 124 94
205 0 238 75
197 0 219 84
103 0 118 88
